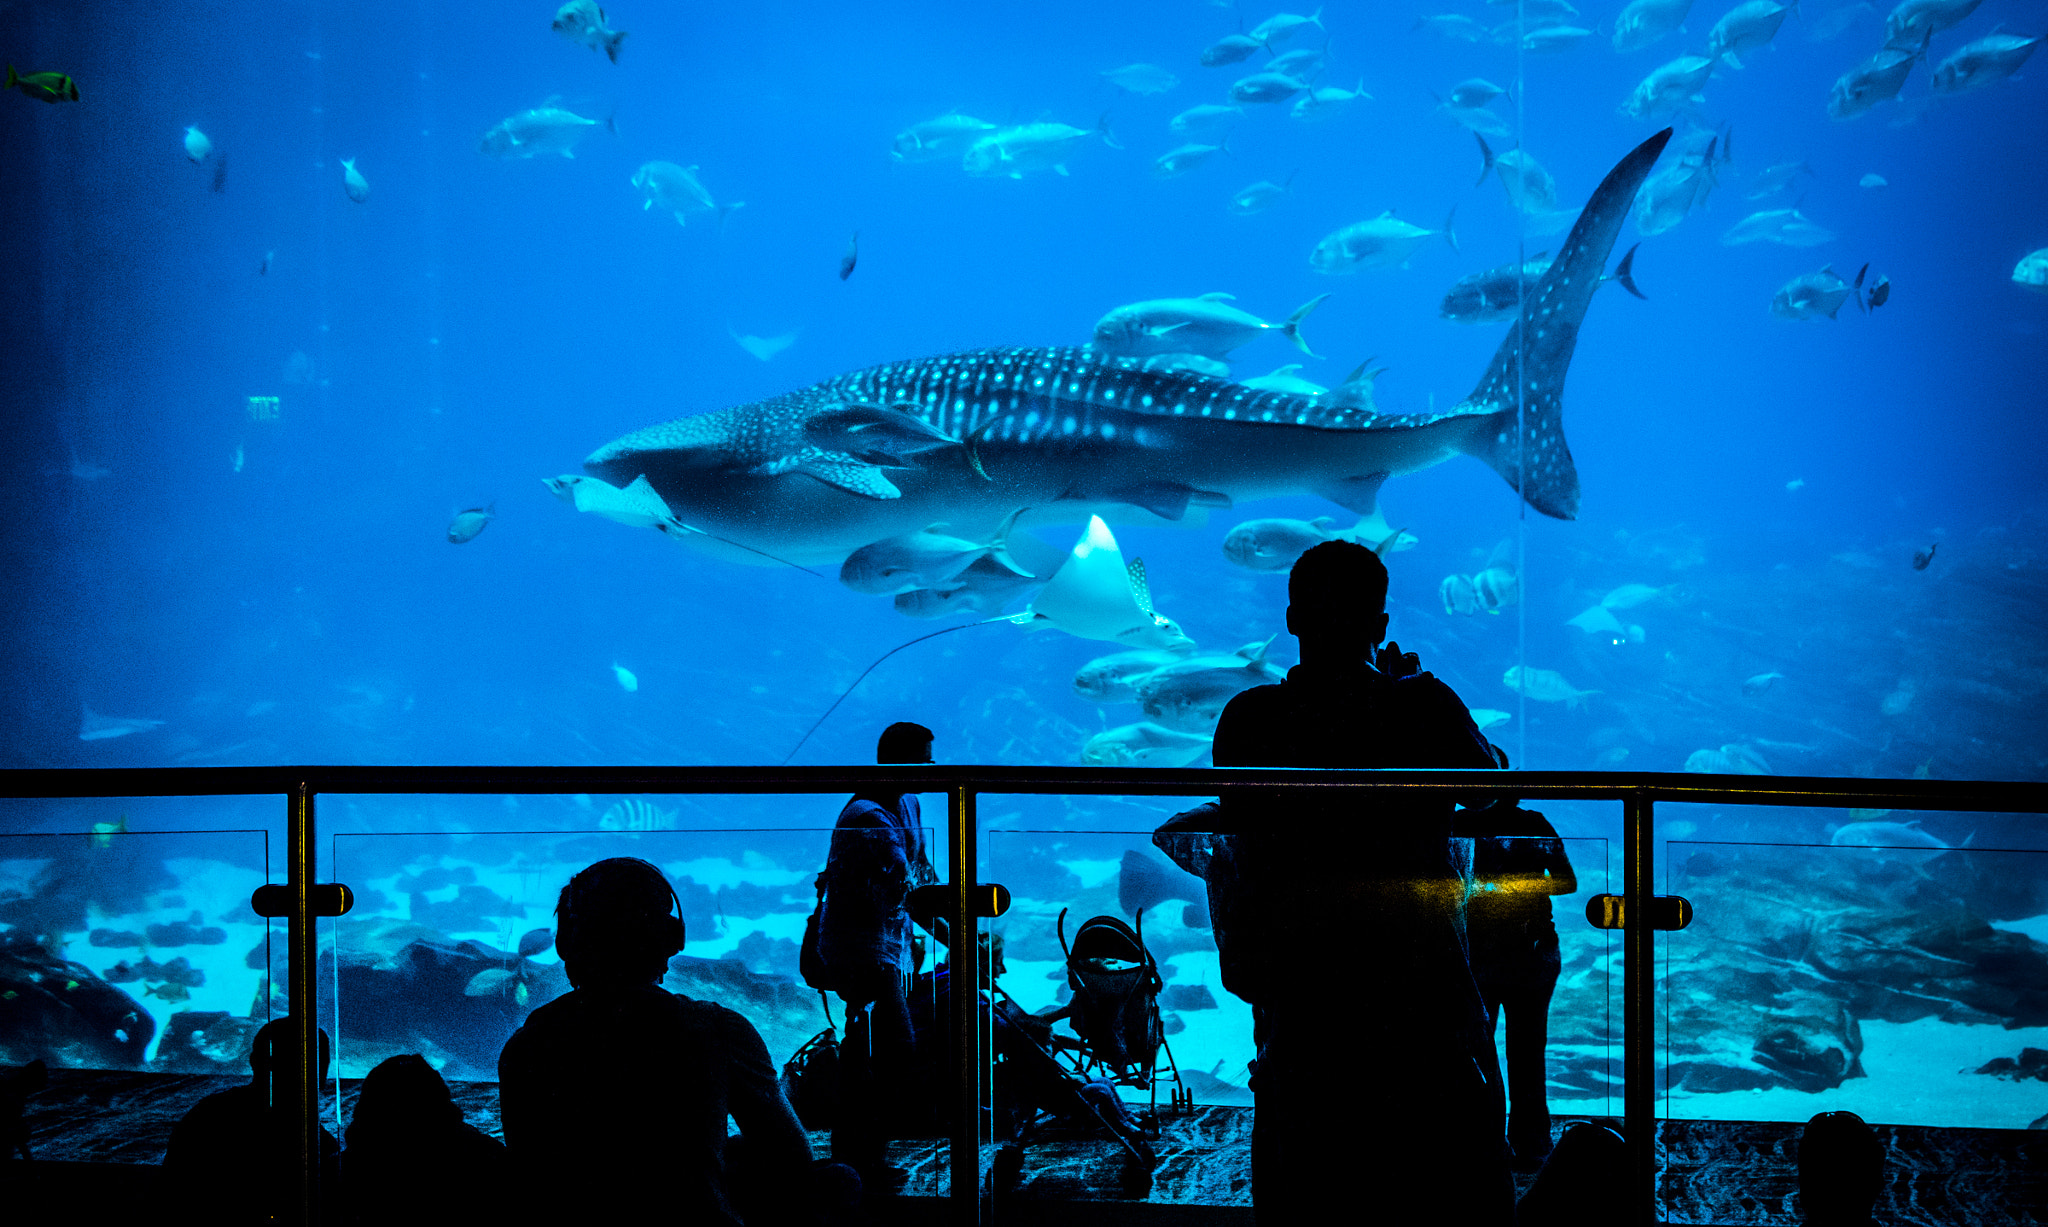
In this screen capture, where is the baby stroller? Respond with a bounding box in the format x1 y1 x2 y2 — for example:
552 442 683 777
985 908 1188 1198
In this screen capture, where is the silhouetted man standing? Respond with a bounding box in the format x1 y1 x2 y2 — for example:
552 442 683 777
1201 540 1512 1221
815 721 941 1184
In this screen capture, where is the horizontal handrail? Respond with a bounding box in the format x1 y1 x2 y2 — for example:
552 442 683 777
2 765 2045 812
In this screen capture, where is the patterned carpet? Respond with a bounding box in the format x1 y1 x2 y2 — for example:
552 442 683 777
14 1071 2044 1224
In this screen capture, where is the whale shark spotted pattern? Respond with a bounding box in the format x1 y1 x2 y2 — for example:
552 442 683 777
582 130 1674 566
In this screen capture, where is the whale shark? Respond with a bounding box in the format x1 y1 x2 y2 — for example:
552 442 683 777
582 130 1673 567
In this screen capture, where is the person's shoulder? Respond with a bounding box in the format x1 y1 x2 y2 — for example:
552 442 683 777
1217 681 1288 724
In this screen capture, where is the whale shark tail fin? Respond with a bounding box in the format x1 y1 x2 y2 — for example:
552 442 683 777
1461 128 1673 521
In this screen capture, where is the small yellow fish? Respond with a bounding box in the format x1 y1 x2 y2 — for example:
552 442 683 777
90 814 128 850
7 65 80 103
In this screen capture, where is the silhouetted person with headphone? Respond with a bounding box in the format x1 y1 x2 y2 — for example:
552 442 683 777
499 857 852 1225
1202 540 1513 1222
161 1015 341 1224
813 721 941 1185
1799 1110 1884 1226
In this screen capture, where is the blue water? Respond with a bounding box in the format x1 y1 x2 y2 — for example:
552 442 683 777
4 0 2048 1138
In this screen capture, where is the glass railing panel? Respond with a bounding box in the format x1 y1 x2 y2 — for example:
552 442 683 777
0 800 274 1165
979 804 1607 1212
1659 806 2048 1224
983 823 1250 1213
328 792 949 1200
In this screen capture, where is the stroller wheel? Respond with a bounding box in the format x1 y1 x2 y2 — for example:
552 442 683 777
1117 1150 1154 1199
992 1143 1024 1191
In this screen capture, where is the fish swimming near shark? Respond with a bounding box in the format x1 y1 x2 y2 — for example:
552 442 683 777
79 705 165 741
577 130 1673 569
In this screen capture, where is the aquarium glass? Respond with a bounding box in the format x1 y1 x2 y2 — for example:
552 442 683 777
10 1 2042 780
1659 807 2048 1129
324 793 952 1187
0 802 274 1162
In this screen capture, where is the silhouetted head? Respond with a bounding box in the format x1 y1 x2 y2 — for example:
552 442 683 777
348 1054 460 1148
555 857 685 990
248 1016 331 1082
1516 1123 1629 1226
1799 1110 1883 1224
1286 539 1390 658
877 721 935 764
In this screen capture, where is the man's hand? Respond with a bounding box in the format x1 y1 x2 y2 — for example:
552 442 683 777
1375 639 1421 679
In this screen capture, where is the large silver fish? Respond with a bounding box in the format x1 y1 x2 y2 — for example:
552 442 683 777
580 131 1674 565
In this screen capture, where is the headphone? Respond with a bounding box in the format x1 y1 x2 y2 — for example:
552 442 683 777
555 857 686 970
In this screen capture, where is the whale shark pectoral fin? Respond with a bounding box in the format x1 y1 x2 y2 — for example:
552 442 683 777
1460 128 1672 522
1313 472 1388 516
797 455 902 499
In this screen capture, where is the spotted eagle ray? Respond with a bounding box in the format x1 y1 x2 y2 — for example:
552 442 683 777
583 131 1673 566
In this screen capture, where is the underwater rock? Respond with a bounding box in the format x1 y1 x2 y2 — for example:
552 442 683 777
1660 844 2048 1095
323 936 570 1080
0 937 155 1069
150 1009 261 1073
1973 1047 2048 1083
664 955 833 1064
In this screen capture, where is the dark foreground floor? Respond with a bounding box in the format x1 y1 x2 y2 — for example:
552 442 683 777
7 1070 2042 1225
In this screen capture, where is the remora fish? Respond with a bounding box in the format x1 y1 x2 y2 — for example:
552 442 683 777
577 131 1673 564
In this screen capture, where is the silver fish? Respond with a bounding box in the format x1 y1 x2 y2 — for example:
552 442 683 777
1201 34 1267 67
1770 264 1867 320
1091 292 1325 360
480 106 608 159
1722 207 1835 246
1229 71 1309 104
551 1 627 62
1930 32 2041 93
1228 173 1296 215
892 113 999 164
447 504 496 544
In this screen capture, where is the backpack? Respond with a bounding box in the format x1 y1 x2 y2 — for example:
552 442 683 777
799 871 836 992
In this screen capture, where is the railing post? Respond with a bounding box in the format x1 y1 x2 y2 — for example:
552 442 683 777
1624 791 1657 1224
288 780 321 1225
948 782 980 1226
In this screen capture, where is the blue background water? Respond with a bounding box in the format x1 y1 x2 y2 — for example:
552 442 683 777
5 0 2046 790
4 0 2048 1133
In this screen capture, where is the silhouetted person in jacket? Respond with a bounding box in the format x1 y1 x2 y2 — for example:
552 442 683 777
1196 540 1512 1222
816 721 941 1184
161 1016 341 1224
1799 1110 1884 1226
341 1053 510 1225
1455 749 1578 1168
499 857 850 1225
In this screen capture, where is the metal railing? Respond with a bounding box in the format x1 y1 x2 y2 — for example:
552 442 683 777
6 765 2045 1226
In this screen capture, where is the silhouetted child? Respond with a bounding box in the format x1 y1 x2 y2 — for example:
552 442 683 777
1514 1122 1630 1226
1454 747 1578 1169
811 721 941 1184
499 856 855 1225
340 1053 509 1225
1800 1110 1884 1226
161 1016 341 1224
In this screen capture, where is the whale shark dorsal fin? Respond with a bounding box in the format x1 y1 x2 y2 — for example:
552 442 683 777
1128 558 1155 618
1197 291 1236 301
797 455 902 499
